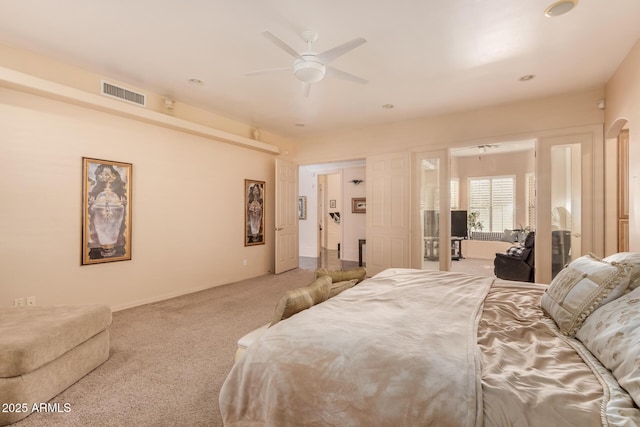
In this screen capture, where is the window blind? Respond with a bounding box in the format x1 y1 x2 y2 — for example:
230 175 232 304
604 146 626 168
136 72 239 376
469 176 514 232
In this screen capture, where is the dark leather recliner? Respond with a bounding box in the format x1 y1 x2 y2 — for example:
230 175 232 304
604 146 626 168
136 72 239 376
494 232 535 282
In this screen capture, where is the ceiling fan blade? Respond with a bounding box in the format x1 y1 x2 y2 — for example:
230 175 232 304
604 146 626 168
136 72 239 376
245 67 292 76
262 31 301 59
302 82 311 98
326 66 368 84
317 37 367 64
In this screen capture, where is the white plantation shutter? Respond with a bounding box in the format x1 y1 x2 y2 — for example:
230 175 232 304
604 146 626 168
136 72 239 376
491 177 514 231
469 176 515 232
450 178 459 210
469 179 490 230
526 173 536 229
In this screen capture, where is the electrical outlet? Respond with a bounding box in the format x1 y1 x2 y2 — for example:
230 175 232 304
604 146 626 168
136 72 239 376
27 296 36 306
243 259 248 266
14 298 25 307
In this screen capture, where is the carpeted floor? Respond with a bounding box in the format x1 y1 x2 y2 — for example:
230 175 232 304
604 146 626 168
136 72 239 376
15 268 315 427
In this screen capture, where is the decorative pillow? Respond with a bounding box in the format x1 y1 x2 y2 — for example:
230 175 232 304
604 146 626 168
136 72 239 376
328 279 359 298
270 276 331 326
506 245 526 258
314 267 367 284
501 229 515 243
540 253 633 336
576 286 640 407
604 252 640 290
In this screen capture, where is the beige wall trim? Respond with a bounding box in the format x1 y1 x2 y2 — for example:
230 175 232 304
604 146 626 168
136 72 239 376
0 66 280 155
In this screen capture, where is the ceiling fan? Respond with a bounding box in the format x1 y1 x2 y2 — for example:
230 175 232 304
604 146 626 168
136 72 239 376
246 30 368 97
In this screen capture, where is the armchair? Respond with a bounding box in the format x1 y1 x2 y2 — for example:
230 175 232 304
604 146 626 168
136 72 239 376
494 232 535 282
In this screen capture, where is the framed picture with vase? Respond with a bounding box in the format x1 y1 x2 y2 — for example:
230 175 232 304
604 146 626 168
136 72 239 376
245 179 265 246
82 157 132 265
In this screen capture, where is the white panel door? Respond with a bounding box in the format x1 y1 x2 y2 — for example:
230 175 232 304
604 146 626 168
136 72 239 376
275 158 299 274
366 152 411 276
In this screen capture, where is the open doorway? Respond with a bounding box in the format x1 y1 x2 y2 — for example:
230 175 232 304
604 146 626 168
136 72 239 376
319 172 342 256
443 140 536 277
604 122 630 255
298 160 366 270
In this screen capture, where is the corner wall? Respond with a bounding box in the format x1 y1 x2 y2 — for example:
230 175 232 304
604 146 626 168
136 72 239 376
605 38 640 252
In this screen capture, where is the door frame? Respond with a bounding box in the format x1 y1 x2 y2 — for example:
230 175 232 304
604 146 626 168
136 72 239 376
535 125 604 283
274 158 299 274
412 150 451 271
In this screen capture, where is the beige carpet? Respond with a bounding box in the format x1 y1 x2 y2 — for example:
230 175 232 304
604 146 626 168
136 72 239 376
15 268 315 427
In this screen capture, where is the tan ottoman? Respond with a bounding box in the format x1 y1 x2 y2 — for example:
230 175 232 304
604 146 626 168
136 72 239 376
0 305 112 425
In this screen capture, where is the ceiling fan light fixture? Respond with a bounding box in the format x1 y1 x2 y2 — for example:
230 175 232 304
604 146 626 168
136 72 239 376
544 0 578 17
294 59 326 83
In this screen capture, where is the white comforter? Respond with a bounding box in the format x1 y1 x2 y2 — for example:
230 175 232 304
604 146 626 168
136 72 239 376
219 269 493 426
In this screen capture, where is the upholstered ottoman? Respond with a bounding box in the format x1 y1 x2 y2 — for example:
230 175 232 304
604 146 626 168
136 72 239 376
0 305 112 425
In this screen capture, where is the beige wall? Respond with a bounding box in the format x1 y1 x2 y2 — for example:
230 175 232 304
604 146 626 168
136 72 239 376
454 149 535 230
605 38 640 252
341 166 366 262
325 173 342 250
1 87 278 310
5 35 638 309
295 89 605 164
0 42 297 155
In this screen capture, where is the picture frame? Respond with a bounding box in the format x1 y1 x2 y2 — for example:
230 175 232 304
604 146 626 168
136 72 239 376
82 157 132 265
352 197 366 213
330 199 336 208
245 179 265 246
298 196 307 220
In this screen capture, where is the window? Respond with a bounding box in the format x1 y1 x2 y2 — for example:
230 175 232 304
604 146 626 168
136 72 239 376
526 173 535 229
450 178 459 210
468 176 515 232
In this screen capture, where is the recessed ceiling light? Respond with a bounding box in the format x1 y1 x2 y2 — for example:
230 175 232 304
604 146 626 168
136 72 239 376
544 0 578 17
188 78 204 86
519 75 535 81
382 104 394 109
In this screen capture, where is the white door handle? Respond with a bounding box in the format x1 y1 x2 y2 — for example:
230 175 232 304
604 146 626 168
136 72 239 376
276 227 284 231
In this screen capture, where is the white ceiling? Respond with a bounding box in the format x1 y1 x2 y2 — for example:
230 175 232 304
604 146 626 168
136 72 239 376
1 1 639 139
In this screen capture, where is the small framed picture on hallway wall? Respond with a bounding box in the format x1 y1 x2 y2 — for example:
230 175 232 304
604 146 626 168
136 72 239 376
352 197 366 213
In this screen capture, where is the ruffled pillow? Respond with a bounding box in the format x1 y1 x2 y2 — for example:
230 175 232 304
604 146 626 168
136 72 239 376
328 279 359 298
314 267 367 284
540 253 633 336
604 252 640 290
271 276 331 326
576 286 640 407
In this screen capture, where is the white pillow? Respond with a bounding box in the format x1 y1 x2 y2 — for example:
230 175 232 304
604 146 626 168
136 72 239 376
540 253 633 336
604 252 640 290
576 286 640 407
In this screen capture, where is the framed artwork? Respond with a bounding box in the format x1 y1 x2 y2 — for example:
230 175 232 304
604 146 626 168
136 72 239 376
245 179 265 246
330 199 336 208
298 196 307 220
82 157 132 265
352 197 366 213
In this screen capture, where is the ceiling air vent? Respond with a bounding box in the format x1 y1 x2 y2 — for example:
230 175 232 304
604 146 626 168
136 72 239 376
101 80 147 107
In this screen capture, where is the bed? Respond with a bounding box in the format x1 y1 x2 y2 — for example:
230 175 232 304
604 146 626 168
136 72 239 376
219 254 640 426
